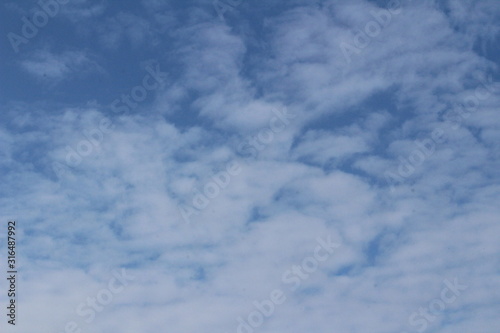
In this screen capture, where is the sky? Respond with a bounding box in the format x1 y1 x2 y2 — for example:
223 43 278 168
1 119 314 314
0 0 500 332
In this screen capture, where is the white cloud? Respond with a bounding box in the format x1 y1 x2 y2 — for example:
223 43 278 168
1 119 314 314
20 50 102 82
1 0 500 332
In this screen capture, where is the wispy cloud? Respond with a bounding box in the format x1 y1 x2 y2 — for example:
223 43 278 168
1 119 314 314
20 49 102 82
0 0 499 332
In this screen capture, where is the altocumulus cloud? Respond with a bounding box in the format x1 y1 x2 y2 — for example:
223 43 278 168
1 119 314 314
0 0 499 332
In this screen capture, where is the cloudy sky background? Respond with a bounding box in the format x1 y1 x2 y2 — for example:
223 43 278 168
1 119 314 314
1 0 500 332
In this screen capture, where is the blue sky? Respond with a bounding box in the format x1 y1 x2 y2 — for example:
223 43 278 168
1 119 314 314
1 0 500 332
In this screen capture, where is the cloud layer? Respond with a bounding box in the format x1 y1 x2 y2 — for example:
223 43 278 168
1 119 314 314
0 0 499 332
